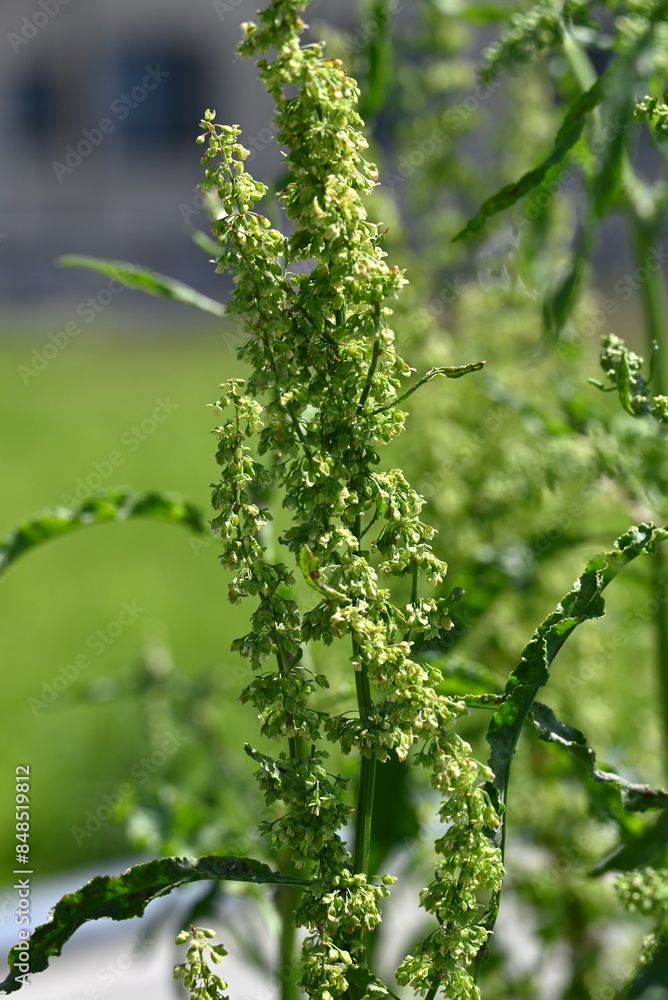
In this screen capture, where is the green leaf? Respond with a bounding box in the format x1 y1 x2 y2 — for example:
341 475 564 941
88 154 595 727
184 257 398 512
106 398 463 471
186 226 222 258
591 808 668 876
298 547 346 600
617 350 636 415
453 74 607 241
530 702 668 812
593 100 633 220
369 754 420 874
486 523 668 843
56 255 226 317
0 490 207 577
0 855 312 994
358 0 395 121
542 241 588 341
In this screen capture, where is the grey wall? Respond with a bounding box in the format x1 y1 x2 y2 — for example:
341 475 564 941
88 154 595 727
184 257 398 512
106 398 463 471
0 0 357 302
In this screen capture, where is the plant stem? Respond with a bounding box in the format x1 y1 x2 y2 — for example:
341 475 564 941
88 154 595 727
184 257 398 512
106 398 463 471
357 339 382 413
352 691 377 875
277 883 300 1000
351 508 378 878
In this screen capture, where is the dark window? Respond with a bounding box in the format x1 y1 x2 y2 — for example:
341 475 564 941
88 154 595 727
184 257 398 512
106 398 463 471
113 47 205 148
10 69 56 140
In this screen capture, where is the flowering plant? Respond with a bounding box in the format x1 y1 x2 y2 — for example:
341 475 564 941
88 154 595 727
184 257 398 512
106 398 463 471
2 2 668 999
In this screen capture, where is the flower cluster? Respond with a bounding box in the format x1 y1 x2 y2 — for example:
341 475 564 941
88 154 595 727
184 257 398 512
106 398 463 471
615 866 668 965
174 926 229 1000
635 94 668 139
201 0 503 996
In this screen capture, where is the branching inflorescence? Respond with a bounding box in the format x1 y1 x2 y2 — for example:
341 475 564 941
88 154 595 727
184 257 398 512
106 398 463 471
199 1 501 997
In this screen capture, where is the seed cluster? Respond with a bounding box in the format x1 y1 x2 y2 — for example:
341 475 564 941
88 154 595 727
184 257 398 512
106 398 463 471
199 2 503 997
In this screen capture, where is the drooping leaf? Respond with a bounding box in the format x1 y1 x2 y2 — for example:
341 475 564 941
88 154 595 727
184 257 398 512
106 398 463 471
591 808 668 876
486 522 668 844
433 656 505 698
542 230 591 341
453 73 607 241
56 255 226 317
0 856 312 994
530 702 668 813
0 490 207 577
593 99 633 220
369 753 421 874
186 226 222 258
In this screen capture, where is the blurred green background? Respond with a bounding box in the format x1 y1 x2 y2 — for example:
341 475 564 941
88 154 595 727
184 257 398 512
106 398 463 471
0 323 259 873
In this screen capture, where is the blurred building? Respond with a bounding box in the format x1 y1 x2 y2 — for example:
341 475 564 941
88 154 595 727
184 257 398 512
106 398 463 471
0 0 355 302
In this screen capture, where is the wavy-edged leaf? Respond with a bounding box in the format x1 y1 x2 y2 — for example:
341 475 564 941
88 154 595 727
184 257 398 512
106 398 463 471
591 808 668 876
486 522 668 843
530 702 668 812
0 856 312 994
56 255 226 317
453 74 606 241
0 490 207 577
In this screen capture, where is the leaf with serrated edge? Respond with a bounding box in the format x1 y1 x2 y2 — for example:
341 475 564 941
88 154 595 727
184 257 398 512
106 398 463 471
0 856 312 994
530 701 668 812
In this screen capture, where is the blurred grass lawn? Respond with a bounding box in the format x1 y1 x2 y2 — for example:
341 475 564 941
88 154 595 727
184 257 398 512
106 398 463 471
0 322 260 875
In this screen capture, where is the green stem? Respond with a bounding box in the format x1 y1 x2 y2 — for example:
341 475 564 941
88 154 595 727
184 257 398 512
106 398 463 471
424 979 440 1000
276 883 300 1000
352 513 378 878
352 660 377 875
358 339 382 413
275 644 299 761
